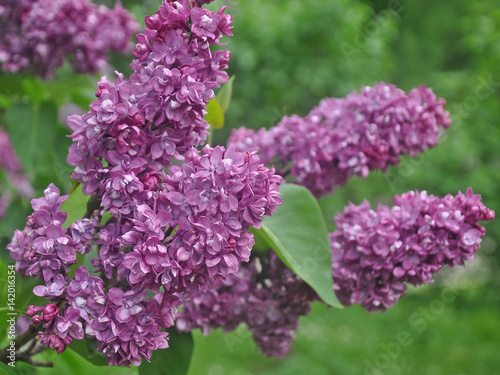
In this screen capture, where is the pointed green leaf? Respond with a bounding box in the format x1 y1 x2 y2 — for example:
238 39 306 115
205 97 225 129
139 331 194 375
60 184 88 228
216 75 235 113
257 183 342 308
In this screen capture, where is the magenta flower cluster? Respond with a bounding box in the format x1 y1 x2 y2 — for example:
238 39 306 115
330 188 495 312
229 83 451 197
7 1 283 366
0 0 138 78
176 251 317 358
0 128 33 219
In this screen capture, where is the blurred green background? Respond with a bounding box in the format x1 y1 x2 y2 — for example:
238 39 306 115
2 0 500 374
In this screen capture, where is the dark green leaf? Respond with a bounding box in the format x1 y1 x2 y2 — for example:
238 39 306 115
205 97 225 129
68 338 108 367
216 75 235 113
60 184 88 228
139 331 194 375
257 183 342 308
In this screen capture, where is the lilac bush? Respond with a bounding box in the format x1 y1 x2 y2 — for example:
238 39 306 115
0 0 495 371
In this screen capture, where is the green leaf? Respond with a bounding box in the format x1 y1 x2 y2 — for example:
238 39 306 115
5 102 35 172
5 100 57 174
68 337 108 367
22 76 45 105
60 184 88 228
249 227 271 252
257 183 342 308
204 97 225 130
139 331 194 375
69 179 81 194
216 75 235 113
0 361 17 375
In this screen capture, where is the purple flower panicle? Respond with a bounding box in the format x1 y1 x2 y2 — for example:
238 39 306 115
67 0 234 202
0 0 138 78
330 188 494 312
84 288 171 367
229 83 451 197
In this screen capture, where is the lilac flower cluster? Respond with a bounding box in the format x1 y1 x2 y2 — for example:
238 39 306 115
229 83 451 197
80 278 173 367
27 304 84 354
176 251 317 358
110 144 282 295
0 0 138 78
0 128 33 219
67 0 234 198
330 188 495 312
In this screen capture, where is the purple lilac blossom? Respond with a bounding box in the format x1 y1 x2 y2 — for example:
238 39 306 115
330 188 495 313
85 288 171 367
0 0 138 78
176 251 317 358
229 83 452 197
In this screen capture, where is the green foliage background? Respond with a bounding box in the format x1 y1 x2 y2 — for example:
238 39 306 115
1 0 499 374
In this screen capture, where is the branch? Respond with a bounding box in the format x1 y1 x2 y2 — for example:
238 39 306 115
0 323 42 365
